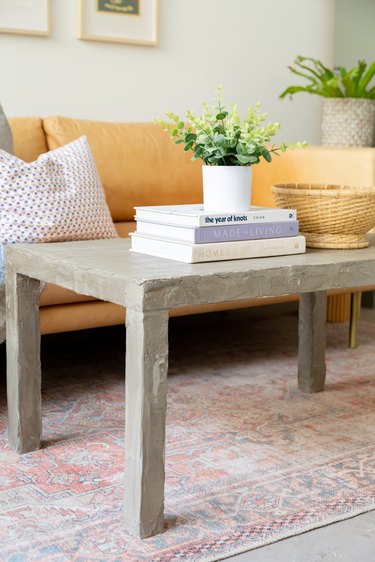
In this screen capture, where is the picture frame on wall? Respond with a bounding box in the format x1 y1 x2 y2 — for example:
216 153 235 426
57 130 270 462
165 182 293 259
0 0 50 37
78 0 159 46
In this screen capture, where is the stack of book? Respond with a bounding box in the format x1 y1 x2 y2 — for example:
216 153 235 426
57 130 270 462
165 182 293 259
130 204 306 263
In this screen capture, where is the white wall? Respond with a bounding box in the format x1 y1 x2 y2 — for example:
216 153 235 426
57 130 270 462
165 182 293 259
334 0 375 66
1 0 334 144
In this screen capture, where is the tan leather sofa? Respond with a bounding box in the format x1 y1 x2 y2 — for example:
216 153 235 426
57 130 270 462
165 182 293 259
8 116 375 335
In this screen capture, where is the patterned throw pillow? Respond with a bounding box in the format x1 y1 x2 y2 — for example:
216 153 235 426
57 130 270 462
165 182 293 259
0 135 118 244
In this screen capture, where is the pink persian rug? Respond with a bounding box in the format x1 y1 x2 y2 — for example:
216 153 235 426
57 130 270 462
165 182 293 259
1 313 375 561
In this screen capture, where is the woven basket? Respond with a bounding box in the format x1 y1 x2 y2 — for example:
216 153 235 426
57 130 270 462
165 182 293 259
321 98 375 147
272 183 375 249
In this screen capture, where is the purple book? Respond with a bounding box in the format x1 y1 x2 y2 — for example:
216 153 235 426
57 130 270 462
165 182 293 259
136 219 299 244
194 220 299 243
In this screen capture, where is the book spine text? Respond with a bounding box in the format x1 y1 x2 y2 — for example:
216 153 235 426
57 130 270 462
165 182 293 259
198 210 296 226
195 221 299 243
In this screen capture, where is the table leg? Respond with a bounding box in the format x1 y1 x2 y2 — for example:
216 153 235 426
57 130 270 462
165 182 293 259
6 272 42 453
298 291 327 393
124 307 169 538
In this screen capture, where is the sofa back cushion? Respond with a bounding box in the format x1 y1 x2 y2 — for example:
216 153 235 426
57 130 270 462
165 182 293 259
43 116 203 222
8 117 48 162
252 145 375 208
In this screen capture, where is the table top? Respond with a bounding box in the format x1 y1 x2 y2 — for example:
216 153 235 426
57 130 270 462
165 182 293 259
6 235 375 310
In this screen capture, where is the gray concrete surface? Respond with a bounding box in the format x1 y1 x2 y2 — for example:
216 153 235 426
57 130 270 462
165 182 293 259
225 510 375 561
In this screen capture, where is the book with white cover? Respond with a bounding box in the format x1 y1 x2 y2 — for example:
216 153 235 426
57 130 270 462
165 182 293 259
134 204 296 227
130 233 306 263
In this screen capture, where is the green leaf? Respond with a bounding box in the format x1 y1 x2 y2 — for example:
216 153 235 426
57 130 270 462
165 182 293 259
297 56 335 79
236 143 246 155
171 128 178 136
192 146 204 160
280 85 327 99
248 155 260 164
287 65 319 86
213 124 225 135
216 111 228 120
236 154 252 164
204 146 217 154
365 84 375 99
246 143 256 154
185 133 197 143
292 60 322 82
198 135 212 144
184 141 194 152
339 73 355 97
229 156 239 165
177 121 185 129
280 55 375 99
358 61 375 96
262 148 272 162
213 134 226 145
350 61 366 95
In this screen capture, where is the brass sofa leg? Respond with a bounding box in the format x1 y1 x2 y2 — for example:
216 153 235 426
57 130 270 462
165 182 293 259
349 292 361 349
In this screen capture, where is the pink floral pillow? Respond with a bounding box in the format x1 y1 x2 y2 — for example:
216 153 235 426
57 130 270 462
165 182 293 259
0 135 118 244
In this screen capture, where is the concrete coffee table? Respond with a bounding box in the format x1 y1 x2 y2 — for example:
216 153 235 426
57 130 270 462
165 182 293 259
5 236 375 538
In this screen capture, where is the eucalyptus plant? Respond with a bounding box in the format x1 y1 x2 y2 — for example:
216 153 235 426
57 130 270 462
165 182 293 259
156 86 303 166
280 56 375 99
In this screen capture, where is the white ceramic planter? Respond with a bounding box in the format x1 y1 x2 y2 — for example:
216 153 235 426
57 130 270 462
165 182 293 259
202 165 252 212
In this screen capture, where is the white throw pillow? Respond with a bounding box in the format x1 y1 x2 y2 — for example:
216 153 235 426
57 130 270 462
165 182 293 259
0 135 118 244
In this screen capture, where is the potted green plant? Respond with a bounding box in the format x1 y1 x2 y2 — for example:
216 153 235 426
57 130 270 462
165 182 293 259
280 56 375 147
156 86 302 212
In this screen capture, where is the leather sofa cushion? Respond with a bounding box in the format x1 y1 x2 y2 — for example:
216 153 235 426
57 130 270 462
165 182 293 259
40 284 95 306
252 146 375 208
8 117 48 162
43 117 203 222
114 221 136 238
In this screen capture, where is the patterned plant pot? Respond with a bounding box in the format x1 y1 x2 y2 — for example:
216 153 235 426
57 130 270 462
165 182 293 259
321 98 375 147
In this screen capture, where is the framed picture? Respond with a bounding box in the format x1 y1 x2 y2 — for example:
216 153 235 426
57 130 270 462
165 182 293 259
0 0 50 37
78 0 159 46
